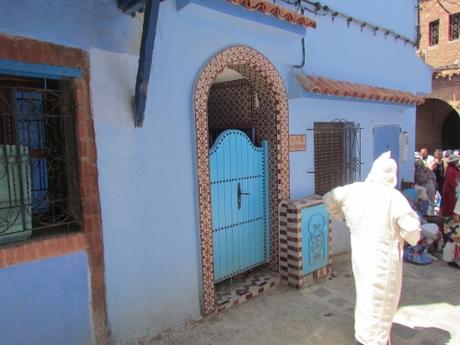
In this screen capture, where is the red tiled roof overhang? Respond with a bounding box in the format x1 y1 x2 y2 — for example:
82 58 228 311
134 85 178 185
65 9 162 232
296 74 425 105
227 0 316 28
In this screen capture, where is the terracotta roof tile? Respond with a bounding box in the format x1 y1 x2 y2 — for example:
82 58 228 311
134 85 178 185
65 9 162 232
296 74 425 106
226 0 316 29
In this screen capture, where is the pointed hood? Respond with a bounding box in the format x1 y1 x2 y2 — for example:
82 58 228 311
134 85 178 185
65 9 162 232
365 151 398 188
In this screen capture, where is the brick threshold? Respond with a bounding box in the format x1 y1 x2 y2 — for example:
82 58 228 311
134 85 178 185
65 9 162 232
215 268 280 313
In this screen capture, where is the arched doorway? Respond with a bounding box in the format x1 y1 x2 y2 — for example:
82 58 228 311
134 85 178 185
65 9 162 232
194 46 290 315
416 98 460 151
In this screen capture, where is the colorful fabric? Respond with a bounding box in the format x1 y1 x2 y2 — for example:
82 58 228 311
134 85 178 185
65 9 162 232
443 217 460 262
403 244 433 265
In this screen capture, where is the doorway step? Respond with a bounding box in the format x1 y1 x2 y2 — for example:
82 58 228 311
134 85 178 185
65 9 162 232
215 268 279 313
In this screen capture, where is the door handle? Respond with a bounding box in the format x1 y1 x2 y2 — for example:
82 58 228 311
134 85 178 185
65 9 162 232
237 182 250 209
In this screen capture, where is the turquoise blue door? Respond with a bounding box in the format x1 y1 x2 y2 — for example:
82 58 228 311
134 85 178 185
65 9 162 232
209 130 269 283
301 204 329 275
373 125 400 162
374 125 400 184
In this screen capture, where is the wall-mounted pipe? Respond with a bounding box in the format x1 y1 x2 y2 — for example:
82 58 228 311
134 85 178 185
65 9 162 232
133 0 161 127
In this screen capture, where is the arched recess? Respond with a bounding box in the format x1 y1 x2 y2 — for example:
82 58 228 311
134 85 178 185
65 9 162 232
442 111 460 149
193 46 290 315
416 97 460 151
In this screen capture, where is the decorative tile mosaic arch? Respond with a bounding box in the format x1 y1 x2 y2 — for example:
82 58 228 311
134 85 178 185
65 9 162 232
193 46 290 315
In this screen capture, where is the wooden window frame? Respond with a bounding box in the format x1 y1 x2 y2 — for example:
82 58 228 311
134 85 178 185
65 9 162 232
449 13 460 41
429 20 440 46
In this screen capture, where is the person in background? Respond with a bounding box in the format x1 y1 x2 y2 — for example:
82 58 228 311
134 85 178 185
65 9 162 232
323 152 420 345
443 150 453 170
431 149 445 194
415 159 437 211
420 148 435 168
441 155 460 217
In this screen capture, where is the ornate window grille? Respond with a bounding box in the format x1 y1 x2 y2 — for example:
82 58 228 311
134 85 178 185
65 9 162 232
0 76 81 244
429 20 439 46
312 121 362 195
449 13 460 41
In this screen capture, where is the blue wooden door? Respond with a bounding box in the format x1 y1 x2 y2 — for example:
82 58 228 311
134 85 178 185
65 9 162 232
209 130 269 283
373 125 400 162
301 204 329 275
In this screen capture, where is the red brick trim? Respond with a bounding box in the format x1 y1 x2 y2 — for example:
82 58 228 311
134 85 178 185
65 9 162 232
0 34 108 344
0 232 86 268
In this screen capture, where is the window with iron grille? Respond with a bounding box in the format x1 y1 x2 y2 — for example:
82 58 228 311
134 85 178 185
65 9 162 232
313 121 362 195
429 20 439 46
0 76 81 245
449 13 460 41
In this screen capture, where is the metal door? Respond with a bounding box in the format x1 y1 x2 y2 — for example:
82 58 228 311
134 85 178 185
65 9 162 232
301 204 329 275
209 130 269 283
373 125 400 162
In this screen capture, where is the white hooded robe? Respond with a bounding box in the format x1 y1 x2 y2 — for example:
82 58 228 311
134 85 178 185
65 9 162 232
323 152 420 345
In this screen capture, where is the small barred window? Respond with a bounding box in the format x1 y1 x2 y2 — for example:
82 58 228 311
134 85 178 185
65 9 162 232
450 13 460 41
0 76 81 245
429 20 439 46
313 121 362 195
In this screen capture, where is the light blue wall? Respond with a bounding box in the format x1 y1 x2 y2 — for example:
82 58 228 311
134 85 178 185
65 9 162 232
0 0 432 343
320 0 418 39
92 2 304 343
0 252 92 345
0 1 139 344
289 97 416 200
0 0 139 54
93 2 429 341
303 6 431 92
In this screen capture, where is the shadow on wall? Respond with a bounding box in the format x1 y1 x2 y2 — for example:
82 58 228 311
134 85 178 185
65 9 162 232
416 98 460 151
442 111 460 149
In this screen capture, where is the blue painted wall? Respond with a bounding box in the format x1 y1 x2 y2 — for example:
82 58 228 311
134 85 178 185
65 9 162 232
289 97 416 197
303 2 430 91
92 1 429 341
320 0 418 39
0 252 92 345
0 0 432 343
0 0 139 54
91 3 302 343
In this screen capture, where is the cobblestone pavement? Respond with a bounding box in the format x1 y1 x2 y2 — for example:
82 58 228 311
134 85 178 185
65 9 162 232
150 253 460 345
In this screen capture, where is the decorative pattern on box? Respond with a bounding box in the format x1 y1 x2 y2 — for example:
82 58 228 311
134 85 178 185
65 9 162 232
279 196 332 288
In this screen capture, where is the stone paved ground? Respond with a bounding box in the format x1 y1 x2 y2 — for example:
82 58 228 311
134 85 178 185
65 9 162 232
150 253 460 345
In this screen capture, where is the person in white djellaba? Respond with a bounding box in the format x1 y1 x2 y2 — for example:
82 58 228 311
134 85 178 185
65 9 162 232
323 152 421 345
